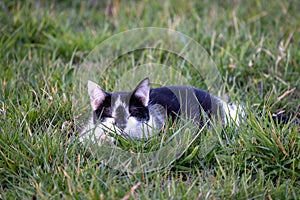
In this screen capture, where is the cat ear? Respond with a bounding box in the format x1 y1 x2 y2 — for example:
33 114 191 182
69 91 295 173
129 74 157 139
87 80 106 110
133 77 150 106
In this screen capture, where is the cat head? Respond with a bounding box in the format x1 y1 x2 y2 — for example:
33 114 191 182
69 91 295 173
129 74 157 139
87 77 153 138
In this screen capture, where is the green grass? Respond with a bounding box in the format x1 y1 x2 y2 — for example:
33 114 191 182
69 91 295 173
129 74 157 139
1 0 300 199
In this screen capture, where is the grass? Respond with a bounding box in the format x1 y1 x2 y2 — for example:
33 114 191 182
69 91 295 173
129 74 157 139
0 0 300 199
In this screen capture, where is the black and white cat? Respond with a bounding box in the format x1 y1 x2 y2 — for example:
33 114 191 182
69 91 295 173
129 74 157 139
79 77 245 144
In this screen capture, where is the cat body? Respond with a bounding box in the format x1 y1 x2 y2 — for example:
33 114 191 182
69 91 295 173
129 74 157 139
79 78 242 144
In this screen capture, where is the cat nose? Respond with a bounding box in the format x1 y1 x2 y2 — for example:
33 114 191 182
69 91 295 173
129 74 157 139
114 121 126 130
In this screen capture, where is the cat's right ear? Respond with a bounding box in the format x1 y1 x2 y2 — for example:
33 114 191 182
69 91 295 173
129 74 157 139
87 80 106 110
132 77 150 107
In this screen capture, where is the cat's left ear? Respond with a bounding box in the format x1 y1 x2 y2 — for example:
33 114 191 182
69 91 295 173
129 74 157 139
132 77 150 106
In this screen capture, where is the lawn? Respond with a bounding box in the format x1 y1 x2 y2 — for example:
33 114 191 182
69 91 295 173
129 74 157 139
0 0 300 199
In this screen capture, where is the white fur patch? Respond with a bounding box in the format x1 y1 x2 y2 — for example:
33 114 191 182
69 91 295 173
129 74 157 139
120 97 165 139
221 100 245 126
79 117 118 145
123 116 155 139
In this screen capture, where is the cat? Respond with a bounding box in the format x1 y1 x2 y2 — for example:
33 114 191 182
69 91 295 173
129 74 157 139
79 77 245 144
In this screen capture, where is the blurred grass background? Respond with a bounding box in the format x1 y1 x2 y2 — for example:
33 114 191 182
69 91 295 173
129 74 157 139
0 0 299 199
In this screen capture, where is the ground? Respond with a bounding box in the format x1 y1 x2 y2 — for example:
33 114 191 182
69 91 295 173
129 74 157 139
0 0 300 199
